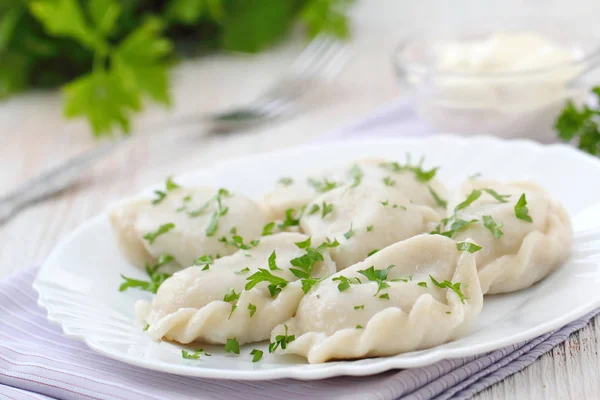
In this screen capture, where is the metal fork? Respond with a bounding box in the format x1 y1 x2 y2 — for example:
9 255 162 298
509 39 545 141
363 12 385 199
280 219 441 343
0 37 348 226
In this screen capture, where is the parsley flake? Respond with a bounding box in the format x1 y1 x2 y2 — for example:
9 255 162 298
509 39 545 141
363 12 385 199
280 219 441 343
379 293 390 299
383 176 396 187
358 264 395 296
307 204 320 215
332 275 361 292
483 188 511 203
193 255 214 269
367 249 379 257
356 325 363 329
219 235 260 250
143 324 149 331
228 305 237 319
143 223 175 245
454 190 482 212
348 165 364 188
245 269 288 297
223 288 240 303
250 349 263 362
225 338 240 355
119 253 174 293
514 193 533 223
343 223 354 240
182 349 210 359
248 303 257 317
430 275 468 304
235 267 250 275
482 215 504 239
354 305 364 310
269 325 295 353
417 282 428 288
308 177 340 193
456 241 483 253
268 251 282 271
428 186 448 209
321 202 334 218
380 200 389 206
278 207 304 230
261 222 276 236
366 225 374 232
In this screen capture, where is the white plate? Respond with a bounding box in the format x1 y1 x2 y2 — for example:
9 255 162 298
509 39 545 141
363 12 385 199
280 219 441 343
34 135 600 380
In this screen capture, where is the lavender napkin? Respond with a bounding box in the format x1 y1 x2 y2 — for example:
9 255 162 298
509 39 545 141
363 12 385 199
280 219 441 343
2 100 599 400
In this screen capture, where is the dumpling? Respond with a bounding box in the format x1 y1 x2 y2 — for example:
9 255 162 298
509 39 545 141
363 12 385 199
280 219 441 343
259 158 447 222
110 185 266 268
300 180 441 270
442 179 572 294
270 234 483 363
136 233 337 345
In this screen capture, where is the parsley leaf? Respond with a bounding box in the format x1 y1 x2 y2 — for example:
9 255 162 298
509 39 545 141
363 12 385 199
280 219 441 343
225 338 240 355
321 202 334 218
269 325 295 353
234 267 250 275
193 255 214 268
430 275 468 304
354 305 364 310
205 194 230 237
356 325 363 329
245 268 288 296
332 275 361 292
307 204 320 215
514 193 533 223
250 349 263 362
343 222 354 240
367 249 379 257
379 293 390 299
454 190 482 212
248 303 257 317
182 349 210 359
366 225 374 232
348 165 364 188
456 241 483 253
428 186 447 209
555 88 600 156
290 248 324 279
308 177 340 193
143 223 175 245
119 253 173 293
223 288 240 303
300 277 322 294
417 281 428 287
268 251 282 271
379 157 439 182
261 222 276 236
482 215 504 239
278 207 304 230
218 235 260 250
482 188 511 203
383 176 396 187
357 264 395 296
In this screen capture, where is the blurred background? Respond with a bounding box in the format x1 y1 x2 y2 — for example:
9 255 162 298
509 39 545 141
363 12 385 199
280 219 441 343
2 0 600 272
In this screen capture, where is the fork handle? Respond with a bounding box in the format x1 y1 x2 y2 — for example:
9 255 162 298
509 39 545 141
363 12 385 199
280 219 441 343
0 137 129 225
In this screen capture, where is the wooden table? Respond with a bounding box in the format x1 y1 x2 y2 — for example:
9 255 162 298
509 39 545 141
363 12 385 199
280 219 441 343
1 1 599 398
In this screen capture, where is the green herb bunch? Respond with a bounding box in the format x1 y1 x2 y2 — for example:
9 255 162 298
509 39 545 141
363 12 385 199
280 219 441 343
0 0 354 136
555 86 600 157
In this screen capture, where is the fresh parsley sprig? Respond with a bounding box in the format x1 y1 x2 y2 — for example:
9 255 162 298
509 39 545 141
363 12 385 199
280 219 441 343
119 253 174 293
555 87 600 156
357 264 396 296
269 325 295 353
430 275 468 304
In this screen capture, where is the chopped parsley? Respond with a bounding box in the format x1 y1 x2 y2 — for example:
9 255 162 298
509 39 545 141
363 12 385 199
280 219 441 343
446 311 452 314
514 193 533 223
367 249 379 257
379 157 439 182
218 235 260 250
454 190 482 212
152 191 167 205
428 186 448 209
332 275 361 292
482 215 504 239
483 188 511 203
245 269 288 297
223 288 240 303
205 191 231 237
269 325 295 353
278 207 304 230
431 218 478 238
188 188 232 220
379 293 390 299
152 177 181 205
143 223 175 245
234 267 250 275
268 251 283 271
295 237 312 249
356 325 363 329
417 282 428 288
380 200 389 206
225 338 240 355
278 177 294 186
321 202 334 218
290 248 324 279
308 177 340 193
248 303 257 317
307 204 320 215
193 255 214 269
348 165 364 188
228 305 237 319
119 253 174 293
300 277 323 294
343 223 354 240
261 222 276 236
456 241 483 253
357 264 396 296
366 225 374 232
182 349 210 359
250 349 263 362
383 176 396 187
430 275 468 304
143 324 149 331
354 305 364 310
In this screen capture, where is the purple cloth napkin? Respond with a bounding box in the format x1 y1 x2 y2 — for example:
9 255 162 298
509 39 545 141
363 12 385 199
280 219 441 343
2 100 598 399
1 269 599 400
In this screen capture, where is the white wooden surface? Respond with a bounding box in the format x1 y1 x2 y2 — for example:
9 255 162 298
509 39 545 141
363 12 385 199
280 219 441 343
1 1 600 399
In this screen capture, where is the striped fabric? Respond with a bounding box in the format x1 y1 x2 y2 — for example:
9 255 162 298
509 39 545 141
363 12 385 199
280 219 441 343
1 269 598 400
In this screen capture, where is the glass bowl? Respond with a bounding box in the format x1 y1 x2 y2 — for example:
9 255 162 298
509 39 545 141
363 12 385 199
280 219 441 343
393 20 600 142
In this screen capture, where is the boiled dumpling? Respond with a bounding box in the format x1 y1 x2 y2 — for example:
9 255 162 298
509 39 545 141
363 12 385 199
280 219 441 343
300 180 441 270
136 233 337 345
442 179 572 294
270 234 483 363
259 158 447 221
110 184 266 268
